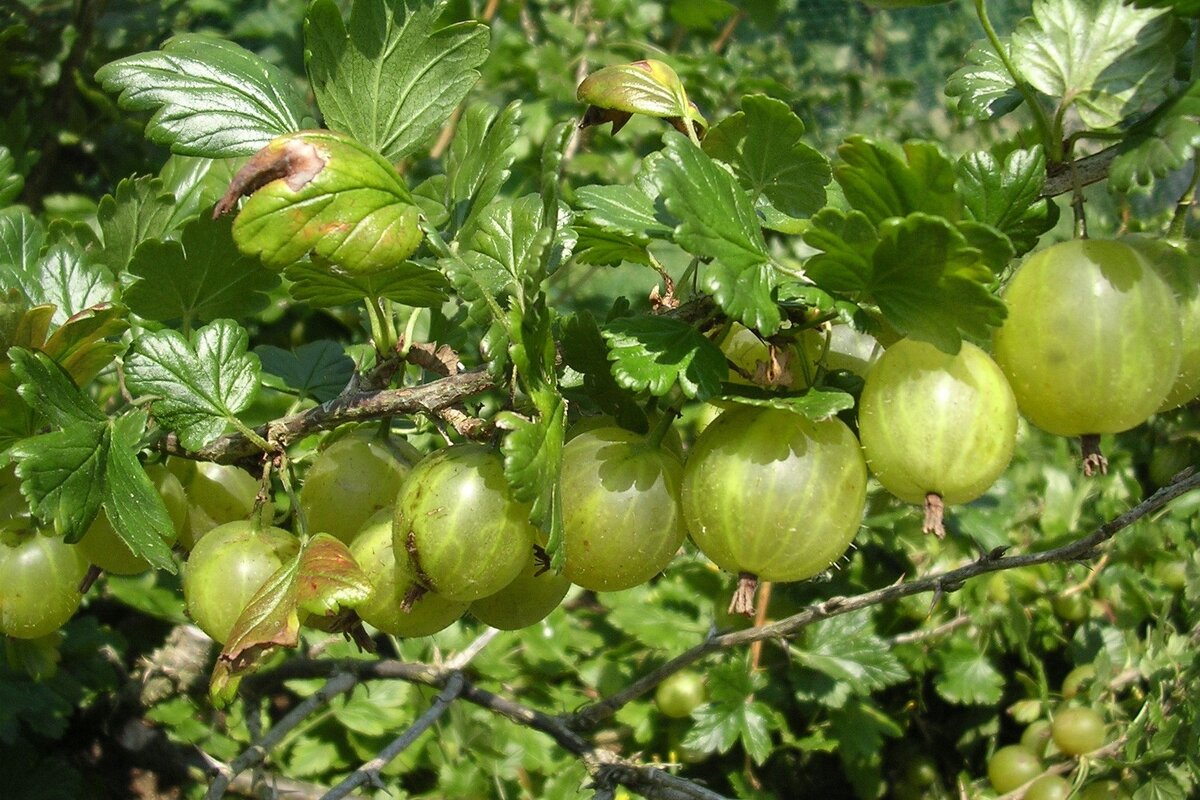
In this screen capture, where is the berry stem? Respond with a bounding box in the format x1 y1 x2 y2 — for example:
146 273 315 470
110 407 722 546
646 406 680 450
923 492 946 538
728 572 759 617
1081 434 1108 477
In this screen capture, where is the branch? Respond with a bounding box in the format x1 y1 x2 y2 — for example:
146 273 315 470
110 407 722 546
1042 145 1120 198
204 671 360 800
568 468 1200 728
163 368 495 464
320 673 465 800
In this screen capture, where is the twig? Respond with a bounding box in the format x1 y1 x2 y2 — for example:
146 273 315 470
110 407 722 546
205 671 359 800
1042 146 1119 198
567 469 1200 728
320 673 465 800
886 614 971 647
445 627 502 670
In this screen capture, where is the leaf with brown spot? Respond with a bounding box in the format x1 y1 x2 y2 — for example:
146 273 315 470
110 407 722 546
209 533 371 705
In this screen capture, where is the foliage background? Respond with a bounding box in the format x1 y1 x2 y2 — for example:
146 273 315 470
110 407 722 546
0 1 1197 799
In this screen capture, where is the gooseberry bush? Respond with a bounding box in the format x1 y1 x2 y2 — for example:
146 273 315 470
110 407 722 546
1 0 1199 798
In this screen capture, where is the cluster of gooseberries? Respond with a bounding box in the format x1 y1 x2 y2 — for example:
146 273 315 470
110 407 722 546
984 662 1123 799
1 238 1195 659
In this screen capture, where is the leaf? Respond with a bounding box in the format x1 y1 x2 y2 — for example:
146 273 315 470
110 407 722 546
602 315 727 401
124 212 280 325
95 34 312 158
559 312 645 429
11 423 108 542
284 259 450 308
9 348 105 428
124 319 261 450
95 176 176 274
716 386 855 422
461 194 550 293
29 238 116 327
702 94 830 218
496 389 565 562
0 146 23 207
445 101 522 236
652 133 780 334
945 39 1024 120
803 208 879 292
102 411 176 572
957 145 1057 256
577 60 707 137
38 304 129 388
0 208 43 277
305 0 490 162
828 698 902 799
575 183 673 243
935 641 1005 705
255 341 354 403
681 662 776 764
793 611 907 693
1110 81 1200 192
225 130 424 273
210 534 370 704
1011 0 1179 130
158 155 244 231
834 136 960 226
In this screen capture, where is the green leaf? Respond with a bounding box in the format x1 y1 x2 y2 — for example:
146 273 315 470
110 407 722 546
38 304 129 388
124 319 261 450
559 312 645 429
95 176 176 275
570 225 651 267
577 60 707 136
446 101 522 236
0 146 23 207
229 130 424 273
255 341 354 403
158 155 244 232
716 386 855 422
652 133 779 334
0 208 43 277
575 183 673 243
497 389 565 561
95 34 312 158
103 411 176 572
9 348 105 428
305 0 490 162
210 534 370 704
602 315 727 400
835 136 960 226
957 146 1057 256
447 195 550 317
793 611 907 693
702 94 830 218
803 208 879 293
1110 81 1200 192
125 212 280 325
284 259 450 308
829 698 902 799
11 423 107 541
935 641 1005 705
31 238 116 327
682 662 776 764
945 39 1024 120
1011 0 1180 130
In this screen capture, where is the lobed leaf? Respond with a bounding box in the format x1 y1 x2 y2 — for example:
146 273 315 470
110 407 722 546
124 319 261 450
602 315 727 400
95 34 312 158
95 176 177 275
957 145 1057 256
1110 81 1200 192
445 101 523 236
305 0 489 162
255 341 355 403
945 39 1024 121
834 136 960 226
102 411 177 572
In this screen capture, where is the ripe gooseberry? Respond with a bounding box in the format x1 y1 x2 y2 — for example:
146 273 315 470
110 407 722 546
1026 774 1072 800
300 430 415 544
993 239 1181 474
681 406 867 615
0 525 88 638
987 744 1043 793
721 323 822 389
470 548 571 630
1125 237 1200 410
1051 707 1107 755
178 461 271 549
183 520 299 643
858 338 1017 537
654 671 706 718
393 444 536 602
561 426 686 592
350 510 467 636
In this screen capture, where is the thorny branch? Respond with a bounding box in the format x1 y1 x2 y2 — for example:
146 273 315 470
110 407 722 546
224 468 1199 800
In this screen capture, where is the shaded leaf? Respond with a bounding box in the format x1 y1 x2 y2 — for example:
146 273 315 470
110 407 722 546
125 213 279 325
935 641 1005 704
835 136 959 226
124 319 261 450
255 341 354 403
793 611 908 693
285 259 450 309
95 176 176 274
957 146 1057 256
305 0 489 162
559 312 645 429
95 34 311 158
225 130 423 273
11 423 108 542
602 315 726 400
446 101 522 236
1110 81 1200 192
